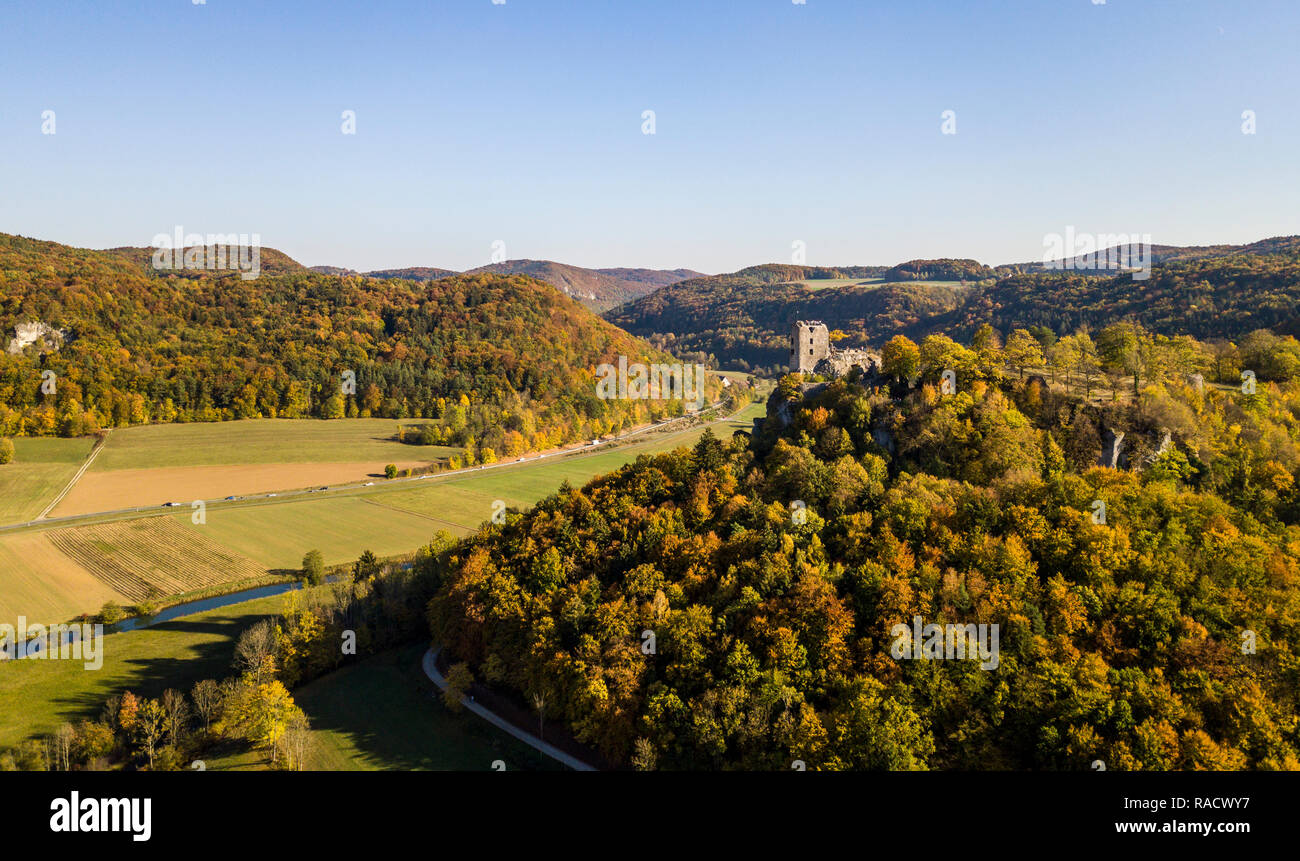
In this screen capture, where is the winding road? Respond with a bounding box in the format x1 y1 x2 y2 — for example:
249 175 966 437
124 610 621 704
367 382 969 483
422 647 597 771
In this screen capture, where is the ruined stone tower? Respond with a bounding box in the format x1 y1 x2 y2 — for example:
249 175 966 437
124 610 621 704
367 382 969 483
791 321 830 373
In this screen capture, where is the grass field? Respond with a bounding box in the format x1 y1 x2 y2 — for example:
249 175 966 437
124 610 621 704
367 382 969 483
172 496 449 569
290 644 559 771
0 600 561 768
89 418 454 470
0 437 95 524
0 592 289 748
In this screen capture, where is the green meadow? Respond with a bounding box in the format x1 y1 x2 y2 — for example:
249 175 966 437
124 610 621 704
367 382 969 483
0 436 95 524
290 644 559 771
171 496 447 570
0 592 288 748
89 418 456 471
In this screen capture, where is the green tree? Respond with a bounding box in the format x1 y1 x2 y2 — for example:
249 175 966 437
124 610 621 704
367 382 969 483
1005 329 1044 380
353 549 380 581
301 549 325 585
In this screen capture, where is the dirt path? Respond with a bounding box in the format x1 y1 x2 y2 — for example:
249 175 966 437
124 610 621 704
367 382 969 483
37 430 110 520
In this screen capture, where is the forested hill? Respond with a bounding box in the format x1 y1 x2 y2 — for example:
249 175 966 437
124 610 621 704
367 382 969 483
426 356 1300 770
943 250 1300 342
609 246 1300 374
0 233 712 458
462 260 699 312
306 260 705 312
1000 235 1300 274
605 271 973 375
107 242 308 277
882 258 994 282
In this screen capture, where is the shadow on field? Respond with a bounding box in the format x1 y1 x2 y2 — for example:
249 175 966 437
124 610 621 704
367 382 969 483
34 606 280 742
293 643 562 772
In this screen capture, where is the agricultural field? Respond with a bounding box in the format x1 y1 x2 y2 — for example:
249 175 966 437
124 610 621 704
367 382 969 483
0 404 764 623
0 436 95 525
52 460 437 517
47 517 266 602
0 531 122 621
48 418 457 517
172 496 447 570
89 418 449 470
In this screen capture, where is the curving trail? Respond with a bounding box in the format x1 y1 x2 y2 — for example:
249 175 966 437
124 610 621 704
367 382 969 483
421 647 597 772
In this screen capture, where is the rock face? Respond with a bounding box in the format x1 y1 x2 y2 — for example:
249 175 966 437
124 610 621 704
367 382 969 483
815 349 881 377
7 321 67 355
1099 428 1125 469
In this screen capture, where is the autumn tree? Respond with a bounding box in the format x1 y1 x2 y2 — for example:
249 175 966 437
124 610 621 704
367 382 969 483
881 335 920 382
1004 329 1044 381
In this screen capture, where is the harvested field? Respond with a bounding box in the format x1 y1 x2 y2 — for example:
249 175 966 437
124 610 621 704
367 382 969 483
0 532 124 621
46 517 266 602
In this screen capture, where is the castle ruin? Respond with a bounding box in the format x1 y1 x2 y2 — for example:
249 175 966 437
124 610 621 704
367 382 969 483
789 321 881 378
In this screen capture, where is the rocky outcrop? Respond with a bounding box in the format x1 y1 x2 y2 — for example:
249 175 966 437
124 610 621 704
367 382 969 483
814 349 882 378
7 321 67 355
1099 428 1125 469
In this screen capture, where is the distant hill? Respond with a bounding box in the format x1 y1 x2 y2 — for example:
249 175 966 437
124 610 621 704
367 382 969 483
464 260 696 312
308 266 457 280
609 238 1300 374
0 233 705 458
730 264 889 284
942 246 1300 342
107 243 307 277
607 269 970 375
1001 235 1300 274
307 260 700 311
596 267 707 288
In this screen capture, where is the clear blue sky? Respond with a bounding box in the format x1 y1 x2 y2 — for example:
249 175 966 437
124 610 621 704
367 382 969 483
2 0 1297 273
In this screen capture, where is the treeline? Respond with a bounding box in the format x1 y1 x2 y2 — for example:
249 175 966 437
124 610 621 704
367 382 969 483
609 249 1300 374
882 258 995 282
939 251 1300 343
422 339 1300 769
0 234 708 458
